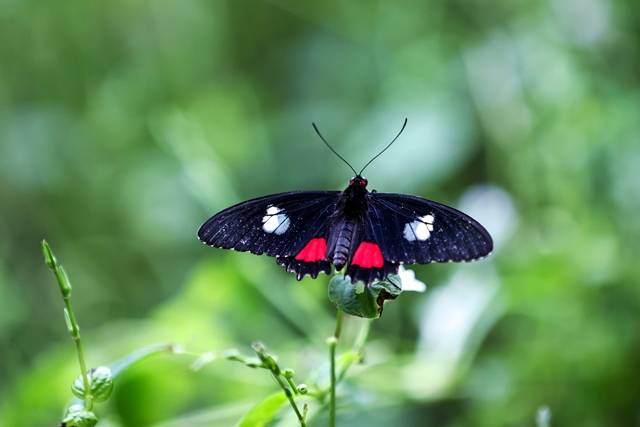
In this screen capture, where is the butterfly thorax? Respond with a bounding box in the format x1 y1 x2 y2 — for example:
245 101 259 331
340 181 368 217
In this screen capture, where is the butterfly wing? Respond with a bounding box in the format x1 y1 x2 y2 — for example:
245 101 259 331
363 193 493 264
198 191 340 279
198 191 340 256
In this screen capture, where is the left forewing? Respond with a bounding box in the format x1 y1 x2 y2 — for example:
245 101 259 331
198 191 340 257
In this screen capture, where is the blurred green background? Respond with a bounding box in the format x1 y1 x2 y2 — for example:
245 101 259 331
1 0 639 426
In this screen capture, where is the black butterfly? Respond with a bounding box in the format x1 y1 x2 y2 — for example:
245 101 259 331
198 119 492 285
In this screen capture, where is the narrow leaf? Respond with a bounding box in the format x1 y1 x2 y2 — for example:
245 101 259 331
236 392 288 427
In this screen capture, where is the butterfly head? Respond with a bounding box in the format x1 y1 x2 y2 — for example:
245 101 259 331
349 176 368 187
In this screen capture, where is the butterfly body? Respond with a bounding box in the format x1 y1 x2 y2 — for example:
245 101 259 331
198 175 493 285
328 176 369 270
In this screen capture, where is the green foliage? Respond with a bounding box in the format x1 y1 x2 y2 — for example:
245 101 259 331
236 392 288 427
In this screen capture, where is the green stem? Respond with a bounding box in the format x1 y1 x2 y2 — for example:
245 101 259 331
334 308 344 339
64 295 93 410
329 309 344 427
337 319 370 383
304 317 371 426
272 372 306 426
285 375 299 394
42 240 93 410
252 342 306 427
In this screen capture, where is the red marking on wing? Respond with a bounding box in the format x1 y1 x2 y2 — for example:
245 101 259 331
295 238 328 262
351 242 384 268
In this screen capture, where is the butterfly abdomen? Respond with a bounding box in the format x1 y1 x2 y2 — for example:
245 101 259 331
331 220 356 270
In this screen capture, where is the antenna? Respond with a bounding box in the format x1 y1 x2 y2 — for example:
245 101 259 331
358 118 408 175
312 123 358 176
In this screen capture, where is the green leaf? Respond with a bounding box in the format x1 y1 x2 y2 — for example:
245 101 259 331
328 276 378 318
109 343 176 377
337 350 361 366
381 274 403 296
328 275 402 318
235 392 288 427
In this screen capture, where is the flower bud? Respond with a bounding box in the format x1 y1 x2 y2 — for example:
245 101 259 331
61 406 97 427
71 366 113 402
282 368 295 378
251 341 266 353
58 266 73 296
297 383 308 394
262 353 279 373
251 342 279 373
41 240 57 270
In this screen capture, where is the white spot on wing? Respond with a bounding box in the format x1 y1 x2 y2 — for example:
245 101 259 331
262 205 290 234
404 214 435 241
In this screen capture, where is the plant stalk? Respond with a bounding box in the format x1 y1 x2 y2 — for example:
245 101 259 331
337 318 370 382
272 372 306 426
64 294 93 410
42 240 94 410
329 309 344 427
252 342 306 426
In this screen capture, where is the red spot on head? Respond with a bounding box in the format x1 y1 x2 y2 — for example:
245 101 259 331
349 176 368 187
351 241 384 268
295 238 328 262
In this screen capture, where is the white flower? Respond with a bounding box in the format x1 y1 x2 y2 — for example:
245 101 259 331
398 266 427 292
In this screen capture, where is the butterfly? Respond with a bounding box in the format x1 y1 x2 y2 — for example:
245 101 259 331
198 119 493 285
